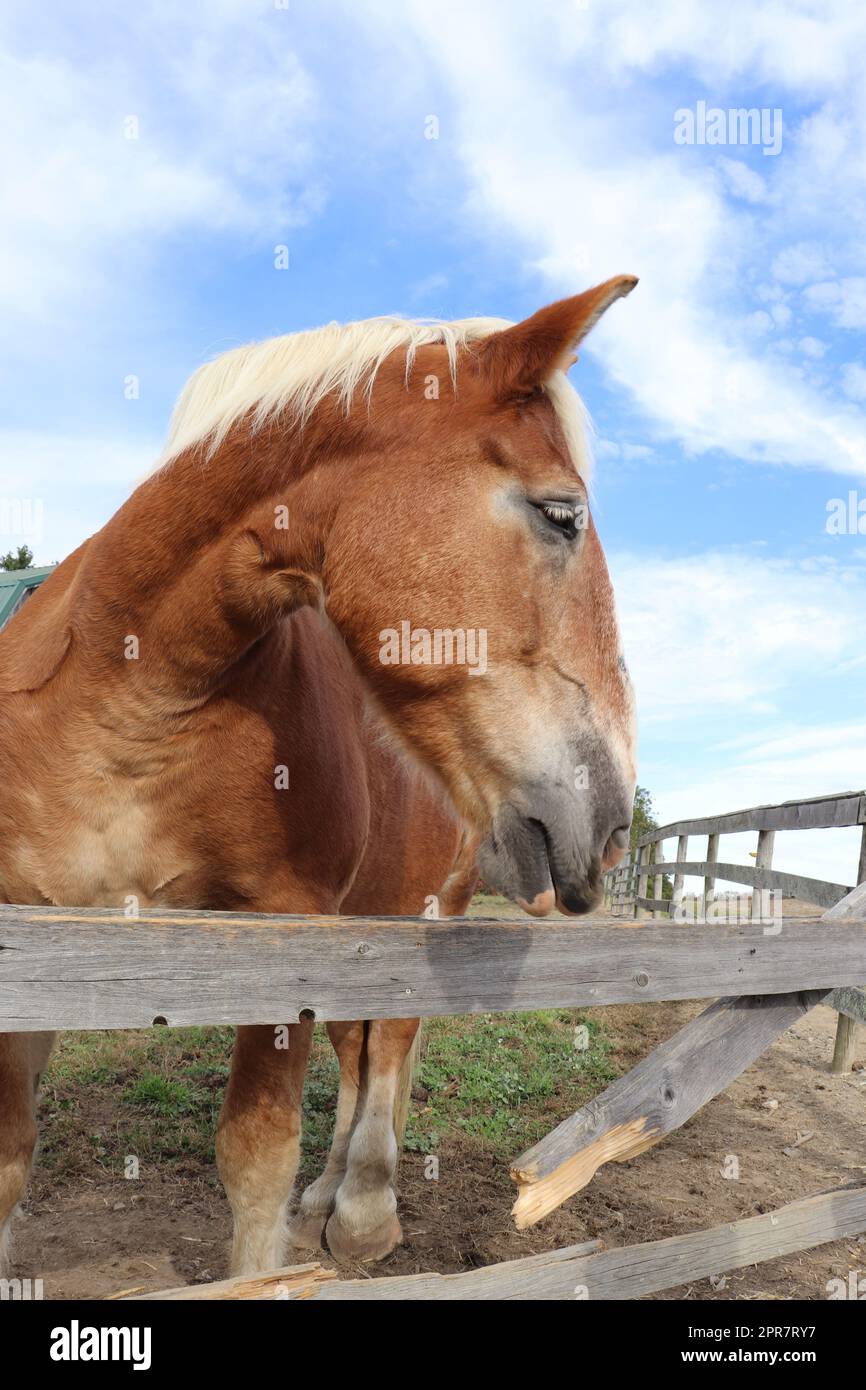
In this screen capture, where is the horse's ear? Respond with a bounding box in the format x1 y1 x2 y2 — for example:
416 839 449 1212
221 517 323 631
0 545 86 693
478 275 638 398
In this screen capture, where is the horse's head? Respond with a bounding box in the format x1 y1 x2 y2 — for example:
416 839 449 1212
323 277 638 916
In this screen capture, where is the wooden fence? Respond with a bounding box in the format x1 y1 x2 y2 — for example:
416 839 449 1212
603 790 866 1071
2 887 865 1300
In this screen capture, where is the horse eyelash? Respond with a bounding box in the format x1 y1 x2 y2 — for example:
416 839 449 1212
540 502 575 526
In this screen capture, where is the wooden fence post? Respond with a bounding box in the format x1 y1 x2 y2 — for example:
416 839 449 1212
832 1014 860 1074
673 834 688 920
703 832 718 919
752 828 775 921
831 827 866 1073
653 841 664 919
612 857 622 915
636 844 650 920
617 852 632 916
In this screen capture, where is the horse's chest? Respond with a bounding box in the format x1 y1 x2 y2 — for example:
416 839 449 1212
32 777 188 909
61 797 164 904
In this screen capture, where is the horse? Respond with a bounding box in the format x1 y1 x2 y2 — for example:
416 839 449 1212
0 276 638 1278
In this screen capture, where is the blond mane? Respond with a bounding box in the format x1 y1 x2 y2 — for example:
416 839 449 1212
157 314 592 477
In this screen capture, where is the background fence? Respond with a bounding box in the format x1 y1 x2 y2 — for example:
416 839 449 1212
603 790 866 1072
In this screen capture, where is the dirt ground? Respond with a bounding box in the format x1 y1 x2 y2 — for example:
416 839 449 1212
13 903 866 1301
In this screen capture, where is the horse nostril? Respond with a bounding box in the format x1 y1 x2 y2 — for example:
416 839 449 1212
609 825 631 851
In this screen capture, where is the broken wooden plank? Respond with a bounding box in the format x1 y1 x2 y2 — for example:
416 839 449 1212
131 1186 866 1301
824 881 866 920
130 1242 601 1300
510 877 866 1229
112 1262 338 1302
1 904 865 1031
511 990 830 1229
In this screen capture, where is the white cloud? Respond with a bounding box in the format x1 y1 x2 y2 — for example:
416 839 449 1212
0 8 323 329
560 0 862 87
609 546 865 888
382 0 866 476
771 242 831 286
0 430 158 491
841 364 866 401
608 546 866 886
0 431 160 560
649 722 866 890
717 157 768 204
742 310 774 335
799 336 827 359
409 272 450 302
803 278 866 329
611 549 866 723
597 440 655 462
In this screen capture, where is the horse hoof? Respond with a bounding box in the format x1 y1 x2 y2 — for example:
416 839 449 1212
287 1210 328 1252
325 1210 403 1264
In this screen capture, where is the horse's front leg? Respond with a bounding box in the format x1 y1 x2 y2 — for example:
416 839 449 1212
216 1020 313 1276
0 1031 55 1275
324 1017 419 1263
288 1020 365 1251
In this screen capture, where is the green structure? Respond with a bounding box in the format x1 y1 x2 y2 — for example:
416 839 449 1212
0 566 54 631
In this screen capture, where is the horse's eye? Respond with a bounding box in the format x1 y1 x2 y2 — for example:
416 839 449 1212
536 501 578 535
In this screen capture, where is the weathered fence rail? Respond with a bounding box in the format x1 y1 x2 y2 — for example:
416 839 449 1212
1 903 866 1030
603 789 866 1070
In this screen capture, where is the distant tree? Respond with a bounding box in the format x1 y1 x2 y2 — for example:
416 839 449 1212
630 785 658 851
630 785 673 899
0 544 34 571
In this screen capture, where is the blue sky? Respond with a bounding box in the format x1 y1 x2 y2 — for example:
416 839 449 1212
2 0 865 884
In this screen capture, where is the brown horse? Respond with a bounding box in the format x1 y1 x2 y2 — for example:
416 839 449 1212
0 277 637 1278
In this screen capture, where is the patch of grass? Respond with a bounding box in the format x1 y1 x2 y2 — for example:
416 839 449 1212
405 1009 616 1159
39 1026 235 1179
298 1045 340 1177
122 1074 195 1114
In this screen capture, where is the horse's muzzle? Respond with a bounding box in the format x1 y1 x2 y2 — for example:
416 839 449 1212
477 798 631 918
